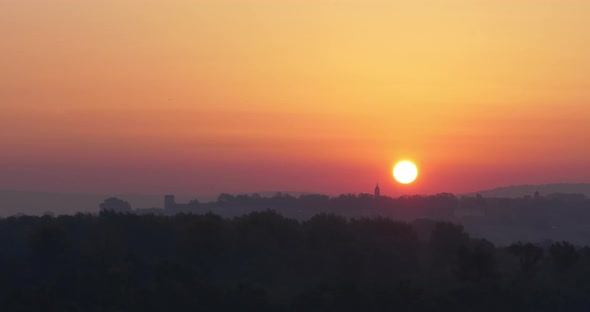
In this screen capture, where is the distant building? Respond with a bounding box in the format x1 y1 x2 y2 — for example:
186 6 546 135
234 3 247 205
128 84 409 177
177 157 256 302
374 183 381 198
164 195 176 210
164 195 199 212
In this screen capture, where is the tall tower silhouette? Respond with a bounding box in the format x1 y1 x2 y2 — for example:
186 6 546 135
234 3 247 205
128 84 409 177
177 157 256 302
374 183 381 198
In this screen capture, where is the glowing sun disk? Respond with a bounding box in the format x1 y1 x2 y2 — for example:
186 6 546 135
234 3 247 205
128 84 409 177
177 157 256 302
393 161 418 184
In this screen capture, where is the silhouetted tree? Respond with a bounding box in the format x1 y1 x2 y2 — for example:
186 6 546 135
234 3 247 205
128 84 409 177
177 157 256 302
429 222 470 269
99 197 132 214
508 242 544 278
28 222 69 264
455 239 496 282
549 241 579 273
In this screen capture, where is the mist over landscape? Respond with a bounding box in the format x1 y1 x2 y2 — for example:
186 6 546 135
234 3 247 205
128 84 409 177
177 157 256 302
3 183 590 246
2 0 590 310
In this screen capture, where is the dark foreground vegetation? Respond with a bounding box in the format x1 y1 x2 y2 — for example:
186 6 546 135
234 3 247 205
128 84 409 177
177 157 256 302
1 211 590 311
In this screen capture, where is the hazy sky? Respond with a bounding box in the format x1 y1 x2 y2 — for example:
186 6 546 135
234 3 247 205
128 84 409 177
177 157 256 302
1 0 589 196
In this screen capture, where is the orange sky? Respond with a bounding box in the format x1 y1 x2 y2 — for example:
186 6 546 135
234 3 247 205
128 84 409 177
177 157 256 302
1 0 589 196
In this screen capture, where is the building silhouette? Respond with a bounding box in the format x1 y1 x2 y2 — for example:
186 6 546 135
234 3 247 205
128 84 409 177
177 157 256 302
374 183 381 198
164 195 176 210
164 195 199 211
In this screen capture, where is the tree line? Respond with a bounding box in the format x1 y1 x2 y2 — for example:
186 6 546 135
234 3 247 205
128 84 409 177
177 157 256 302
108 191 590 245
1 209 590 311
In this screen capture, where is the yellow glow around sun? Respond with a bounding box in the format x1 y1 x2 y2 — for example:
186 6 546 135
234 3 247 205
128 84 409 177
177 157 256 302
393 161 418 184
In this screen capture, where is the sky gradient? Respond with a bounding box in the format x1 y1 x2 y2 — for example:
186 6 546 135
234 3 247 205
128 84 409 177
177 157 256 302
1 0 589 196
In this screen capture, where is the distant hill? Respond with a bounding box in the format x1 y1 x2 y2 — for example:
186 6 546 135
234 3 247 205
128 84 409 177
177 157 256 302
4 185 590 217
470 183 590 198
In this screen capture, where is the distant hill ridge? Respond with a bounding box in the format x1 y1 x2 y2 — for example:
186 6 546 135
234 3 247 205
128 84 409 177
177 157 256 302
471 183 590 198
2 184 590 217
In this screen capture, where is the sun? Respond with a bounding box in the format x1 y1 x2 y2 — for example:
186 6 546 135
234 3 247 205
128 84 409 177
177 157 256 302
393 161 418 184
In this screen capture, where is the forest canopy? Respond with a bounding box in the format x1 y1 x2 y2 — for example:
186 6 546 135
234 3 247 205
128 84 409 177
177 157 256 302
1 211 590 311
